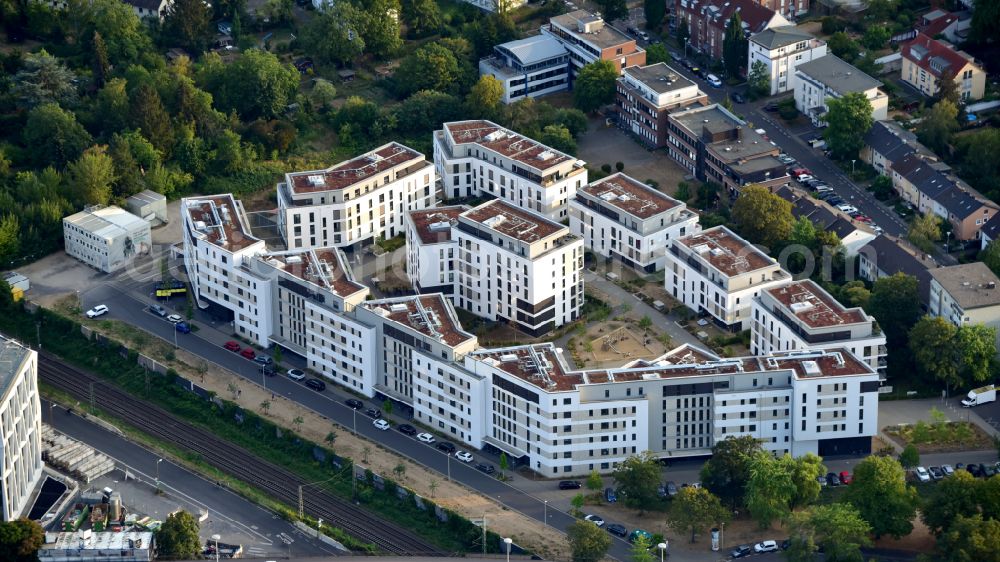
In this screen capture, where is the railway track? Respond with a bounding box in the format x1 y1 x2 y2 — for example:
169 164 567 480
39 352 446 556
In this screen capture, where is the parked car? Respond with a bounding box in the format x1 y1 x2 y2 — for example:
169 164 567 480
755 540 779 553
956 462 966 472
689 66 702 78
305 378 326 391
150 304 167 317
166 314 183 324
605 488 618 503
287 368 306 381
657 484 667 499
436 442 456 453
373 419 390 431
223 341 241 352
175 322 191 334
790 167 813 179
629 530 653 544
261 366 276 377
928 466 944 480
982 465 997 477
967 463 982 477
731 91 747 104
827 472 840 487
455 450 474 463
730 544 752 558
365 407 382 419
837 204 859 214
638 31 650 41
796 174 815 183
817 475 827 487
777 154 796 165
839 471 852 485
914 466 931 482
345 399 364 410
584 514 605 527
941 464 955 476
606 523 628 537
253 355 273 365
477 463 496 475
666 481 678 497
706 74 723 88
559 480 582 490
86 305 109 318
397 424 417 436
417 432 436 444
239 348 256 361
763 102 780 112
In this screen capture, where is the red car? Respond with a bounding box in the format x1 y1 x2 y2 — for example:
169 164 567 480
839 471 852 485
791 168 812 179
223 341 241 352
240 348 256 360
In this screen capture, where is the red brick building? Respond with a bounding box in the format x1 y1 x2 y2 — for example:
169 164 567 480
674 0 789 62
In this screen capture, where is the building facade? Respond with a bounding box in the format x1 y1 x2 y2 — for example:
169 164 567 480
675 0 789 62
541 10 646 75
405 206 467 295
569 173 700 272
901 33 986 101
928 263 1000 349
63 206 151 273
0 335 42 522
277 143 435 251
794 55 888 126
433 120 587 220
615 63 708 148
479 35 571 104
665 226 792 331
748 26 827 95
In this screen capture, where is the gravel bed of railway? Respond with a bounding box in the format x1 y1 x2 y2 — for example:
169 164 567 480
39 352 446 556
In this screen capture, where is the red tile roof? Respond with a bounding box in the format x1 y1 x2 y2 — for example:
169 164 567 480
902 33 975 79
286 143 425 194
364 294 475 348
408 206 467 245
766 280 867 328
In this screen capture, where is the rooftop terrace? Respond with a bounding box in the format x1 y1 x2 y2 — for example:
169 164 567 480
258 248 365 297
622 63 696 95
443 121 573 171
286 143 424 194
183 194 260 251
580 173 681 219
678 226 776 276
766 280 867 328
0 334 32 398
364 294 475 348
549 10 635 50
461 200 565 243
408 206 467 245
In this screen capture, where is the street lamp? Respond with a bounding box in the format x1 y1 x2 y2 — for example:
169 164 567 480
851 159 857 175
503 537 513 562
543 500 548 526
155 458 163 492
657 542 668 562
211 534 221 562
317 518 323 538
721 521 725 550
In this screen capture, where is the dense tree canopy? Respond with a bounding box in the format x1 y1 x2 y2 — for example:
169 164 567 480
731 184 794 249
567 519 611 562
866 273 921 351
823 92 874 160
573 60 617 113
700 435 761 509
198 50 299 120
611 452 661 509
0 518 44 562
162 0 214 53
302 3 367 65
395 42 462 97
156 511 201 560
844 456 920 539
666 486 730 543
12 50 77 109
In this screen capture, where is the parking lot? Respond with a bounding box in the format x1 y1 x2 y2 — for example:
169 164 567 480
577 119 691 198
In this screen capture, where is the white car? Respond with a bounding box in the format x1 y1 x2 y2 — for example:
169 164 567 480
455 450 474 463
417 432 436 444
754 540 778 553
706 74 723 88
166 314 183 324
287 369 306 381
85 305 108 318
797 174 814 183
941 464 955 476
584 514 605 527
837 204 858 214
373 419 390 431
914 466 931 482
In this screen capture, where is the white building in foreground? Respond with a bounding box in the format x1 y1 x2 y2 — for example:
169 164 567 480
665 226 792 331
479 35 570 104
433 120 587 221
0 335 42 522
63 205 151 273
404 206 467 296
570 173 700 272
794 55 888 126
277 142 435 251
748 26 828 95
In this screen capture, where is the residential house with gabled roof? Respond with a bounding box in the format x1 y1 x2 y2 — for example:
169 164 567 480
858 235 937 306
980 213 1000 250
675 0 789 62
861 121 940 177
774 186 876 255
931 185 998 241
901 33 985 101
889 152 953 206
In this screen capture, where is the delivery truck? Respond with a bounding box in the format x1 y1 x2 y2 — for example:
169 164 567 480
961 384 996 407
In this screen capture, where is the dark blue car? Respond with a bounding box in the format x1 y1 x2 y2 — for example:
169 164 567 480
175 322 191 333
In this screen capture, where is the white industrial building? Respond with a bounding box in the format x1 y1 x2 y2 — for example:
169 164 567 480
570 173 700 272
748 26 828 95
433 120 588 221
404 206 467 295
751 279 887 374
665 226 792 331
39 531 154 562
452 200 584 336
0 335 42 522
277 143 436 251
124 190 168 224
479 35 571 104
63 206 151 273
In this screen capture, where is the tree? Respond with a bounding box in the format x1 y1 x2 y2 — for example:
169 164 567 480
162 0 214 53
630 534 654 562
394 42 461 97
395 90 460 135
361 0 403 59
918 100 959 155
937 515 1000 562
0 518 44 562
780 453 825 508
843 456 919 539
909 315 960 387
956 324 997 384
827 32 859 62
92 31 110 88
303 3 366 66
258 0 293 26
205 49 299 119
402 0 442 38
731 184 794 249
382 400 393 416
466 75 504 120
823 92 874 160
129 83 173 154
862 25 890 50
871 174 893 200
644 0 665 30
12 49 78 109
700 435 761 509
898 443 919 469
645 43 671 65
312 80 338 109
574 60 617 113
677 18 689 49
68 146 116 206
393 462 406 480
745 451 796 528
979 239 1000 277
722 12 747 78
539 124 576 155
260 400 271 414
595 0 627 21
586 469 603 492
570 493 585 516
23 103 93 167
156 511 201 560
612 451 661 509
922 469 980 536
972 0 1000 42
786 504 871 562
665 486 730 543
85 0 153 66
935 73 961 106
0 216 20 266
867 273 921 351
907 212 941 253
325 431 337 445
748 59 769 98
567 519 612 562
499 452 509 476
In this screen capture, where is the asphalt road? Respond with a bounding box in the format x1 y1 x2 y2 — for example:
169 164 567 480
42 399 337 558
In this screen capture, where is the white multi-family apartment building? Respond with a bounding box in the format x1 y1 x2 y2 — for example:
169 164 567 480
277 143 436 251
541 10 646 75
570 173 700 272
748 26 828 95
464 342 879 475
0 335 42 522
433 120 588 221
479 35 571 104
751 279 887 374
665 226 792 331
404 206 467 295
452 200 584 336
794 55 888 127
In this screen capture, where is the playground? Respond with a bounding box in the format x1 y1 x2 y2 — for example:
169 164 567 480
578 322 670 367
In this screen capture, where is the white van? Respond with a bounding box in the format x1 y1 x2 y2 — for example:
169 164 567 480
605 272 620 281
